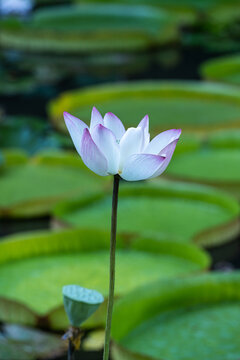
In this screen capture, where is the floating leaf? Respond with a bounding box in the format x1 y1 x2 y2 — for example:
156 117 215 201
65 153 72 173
54 181 240 248
0 150 108 217
166 129 240 198
48 81 240 134
0 4 178 54
201 54 240 86
0 228 209 329
112 271 240 360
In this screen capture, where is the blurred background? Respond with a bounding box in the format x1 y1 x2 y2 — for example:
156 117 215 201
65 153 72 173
0 0 240 359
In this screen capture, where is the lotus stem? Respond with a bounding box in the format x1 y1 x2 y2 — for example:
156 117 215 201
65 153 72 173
68 339 75 360
103 174 120 360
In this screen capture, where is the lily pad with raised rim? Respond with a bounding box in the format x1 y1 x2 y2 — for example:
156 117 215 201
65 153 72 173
0 150 108 218
48 81 240 134
112 271 240 360
201 54 240 86
0 4 177 54
54 181 240 248
166 129 240 198
0 228 209 330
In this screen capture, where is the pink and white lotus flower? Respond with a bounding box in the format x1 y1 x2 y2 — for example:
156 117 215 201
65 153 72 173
63 107 181 181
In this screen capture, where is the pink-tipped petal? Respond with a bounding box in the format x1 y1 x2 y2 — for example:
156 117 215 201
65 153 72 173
90 107 103 131
103 112 125 142
121 154 166 181
80 128 108 176
138 115 150 150
119 127 144 171
91 124 120 175
145 129 181 155
150 139 179 178
63 112 88 155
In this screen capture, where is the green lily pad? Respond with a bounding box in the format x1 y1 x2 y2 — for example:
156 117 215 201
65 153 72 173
166 129 240 198
54 181 240 248
112 271 240 360
201 54 240 86
1 149 28 166
48 81 240 134
0 228 209 329
0 150 108 217
73 0 196 25
0 4 177 54
74 0 239 12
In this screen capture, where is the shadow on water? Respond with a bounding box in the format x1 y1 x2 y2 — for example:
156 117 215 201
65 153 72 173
0 216 51 237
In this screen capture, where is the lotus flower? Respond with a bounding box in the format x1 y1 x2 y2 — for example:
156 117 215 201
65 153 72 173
63 107 181 181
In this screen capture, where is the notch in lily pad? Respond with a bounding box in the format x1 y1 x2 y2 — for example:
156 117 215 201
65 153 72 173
63 285 104 327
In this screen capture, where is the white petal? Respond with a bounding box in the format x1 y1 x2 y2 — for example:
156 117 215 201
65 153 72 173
103 112 125 142
80 128 108 176
91 125 120 175
150 139 179 178
145 129 181 155
90 107 103 131
119 127 144 171
63 112 88 155
121 154 165 181
138 115 150 150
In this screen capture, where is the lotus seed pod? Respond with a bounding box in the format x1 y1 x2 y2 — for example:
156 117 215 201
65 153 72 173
63 285 104 327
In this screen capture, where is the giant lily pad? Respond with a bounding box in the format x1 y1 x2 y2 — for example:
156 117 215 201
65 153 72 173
0 150 108 217
54 181 240 248
201 54 240 86
166 129 240 198
112 271 240 360
74 0 239 13
0 228 209 330
73 0 197 25
0 4 178 54
48 81 240 134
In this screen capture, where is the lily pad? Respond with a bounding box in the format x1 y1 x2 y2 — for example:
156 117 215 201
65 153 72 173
74 0 239 12
0 228 209 329
112 271 240 360
73 0 196 25
201 54 240 86
166 129 240 198
48 81 240 134
54 181 240 248
0 4 178 54
0 150 108 217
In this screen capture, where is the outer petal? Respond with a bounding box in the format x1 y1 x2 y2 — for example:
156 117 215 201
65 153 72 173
103 112 125 142
119 127 144 171
121 154 166 181
80 128 108 176
91 124 120 175
137 114 150 150
90 107 103 131
150 139 179 178
63 111 88 155
145 129 181 155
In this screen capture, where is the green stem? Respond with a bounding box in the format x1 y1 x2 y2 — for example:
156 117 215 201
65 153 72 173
103 174 120 360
